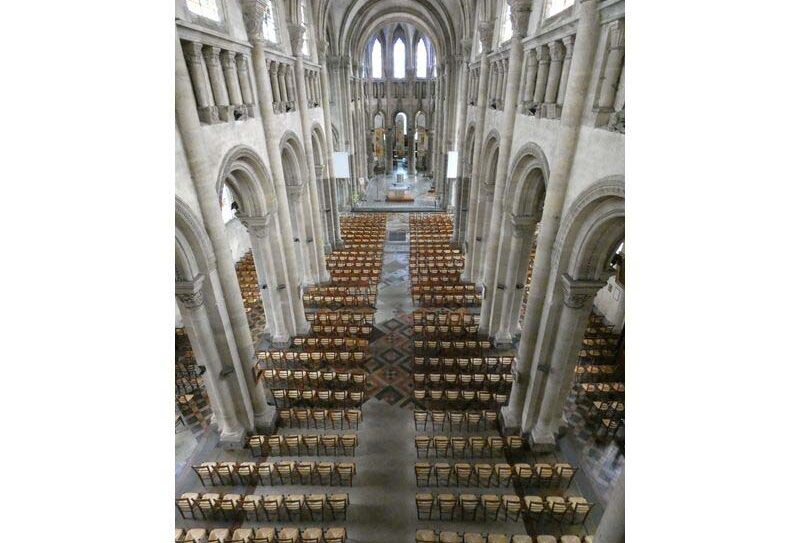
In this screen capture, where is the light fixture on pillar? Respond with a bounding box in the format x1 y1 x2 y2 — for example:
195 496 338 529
333 151 351 178
447 151 458 179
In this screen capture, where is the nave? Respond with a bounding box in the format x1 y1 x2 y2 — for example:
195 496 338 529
176 212 620 543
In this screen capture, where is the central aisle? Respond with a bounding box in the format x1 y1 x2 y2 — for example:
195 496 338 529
354 212 418 542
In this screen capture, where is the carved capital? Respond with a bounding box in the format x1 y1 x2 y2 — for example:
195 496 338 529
315 164 326 178
560 274 606 309
237 214 271 239
478 21 494 51
287 23 306 56
182 41 204 64
561 35 575 58
240 0 267 42
201 45 221 66
548 41 565 62
234 52 249 71
176 274 206 310
317 39 329 59
536 44 550 63
220 49 237 69
509 0 533 39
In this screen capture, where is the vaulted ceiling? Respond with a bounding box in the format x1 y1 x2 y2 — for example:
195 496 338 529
314 0 478 62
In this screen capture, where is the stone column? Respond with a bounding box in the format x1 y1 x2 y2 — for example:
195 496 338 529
532 44 550 107
494 214 537 345
530 275 605 449
556 36 574 115
220 50 244 113
289 23 330 280
499 58 508 109
203 45 233 121
287 185 314 283
176 275 247 446
462 20 493 282
181 40 218 123
240 0 309 336
543 41 564 117
237 214 290 346
594 19 625 126
317 44 344 246
278 64 289 109
408 115 416 175
269 61 282 111
594 470 625 543
478 0 532 336
501 0 601 434
235 53 256 117
316 164 334 251
521 48 537 110
450 42 471 231
176 33 272 431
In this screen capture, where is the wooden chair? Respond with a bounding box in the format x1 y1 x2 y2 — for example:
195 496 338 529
416 493 435 520
554 463 576 488
251 527 276 543
567 496 593 526
415 435 431 457
219 493 242 520
415 462 432 486
476 463 494 487
438 493 458 520
336 462 356 486
502 494 522 521
440 531 463 543
296 461 315 484
196 493 220 520
321 434 339 455
414 410 430 431
284 494 306 521
183 529 208 543
416 529 438 543
481 494 502 521
192 463 217 486
315 461 334 485
262 494 283 521
327 493 349 520
277 527 300 543
305 494 327 521
323 528 346 543
209 528 231 543
340 434 358 456
545 496 569 526
175 492 198 519
460 493 480 520
454 462 474 487
241 494 262 521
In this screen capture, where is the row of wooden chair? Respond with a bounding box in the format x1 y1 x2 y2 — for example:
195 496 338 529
575 382 624 402
290 337 371 349
412 339 493 352
303 294 376 307
586 401 624 421
413 311 479 325
248 433 360 456
412 284 477 294
415 435 524 458
577 348 617 362
176 492 350 521
413 324 480 337
305 311 374 325
194 459 356 486
176 526 346 543
413 373 514 389
574 364 618 383
415 493 593 524
412 389 509 407
307 324 373 338
257 350 368 365
271 389 365 407
410 248 462 256
413 409 499 432
414 461 576 488
259 369 367 388
412 356 515 373
277 408 362 429
415 531 593 543
414 294 481 307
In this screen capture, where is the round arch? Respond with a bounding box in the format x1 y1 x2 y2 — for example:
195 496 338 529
553 176 625 282
176 197 216 280
505 143 551 217
479 130 501 188
279 132 310 186
215 145 275 217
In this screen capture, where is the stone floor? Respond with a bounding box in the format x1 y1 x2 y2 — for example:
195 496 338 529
176 212 613 540
356 168 437 211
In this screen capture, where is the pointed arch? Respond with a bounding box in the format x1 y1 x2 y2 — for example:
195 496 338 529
416 38 428 78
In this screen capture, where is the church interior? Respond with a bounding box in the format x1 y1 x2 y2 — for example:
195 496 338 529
175 0 623 541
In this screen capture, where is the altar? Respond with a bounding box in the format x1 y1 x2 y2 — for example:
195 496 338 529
386 183 414 202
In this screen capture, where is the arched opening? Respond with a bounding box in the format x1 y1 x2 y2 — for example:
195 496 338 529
279 136 314 283
473 135 500 279
415 39 428 78
413 111 428 172
372 112 386 174
531 178 625 500
393 38 406 78
393 111 408 172
371 39 383 79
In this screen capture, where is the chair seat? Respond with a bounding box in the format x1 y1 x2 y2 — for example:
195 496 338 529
181 492 200 500
209 528 231 542
416 529 437 543
279 527 300 538
465 534 486 543
324 528 346 538
536 537 557 543
488 535 509 543
583 537 593 543
302 527 323 537
254 527 276 541
440 531 462 543
511 536 533 543
184 529 207 542
232 528 253 542
560 536 581 543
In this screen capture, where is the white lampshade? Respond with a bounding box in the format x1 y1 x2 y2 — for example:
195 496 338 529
447 151 459 179
333 152 351 178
